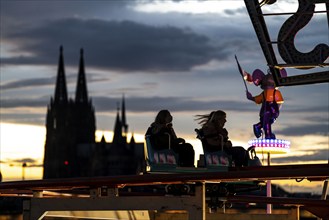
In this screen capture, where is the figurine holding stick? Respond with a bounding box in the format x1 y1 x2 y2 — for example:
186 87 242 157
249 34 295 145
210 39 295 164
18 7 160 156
234 55 285 139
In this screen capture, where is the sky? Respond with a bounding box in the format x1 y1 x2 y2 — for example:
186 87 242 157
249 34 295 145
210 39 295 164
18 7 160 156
0 0 328 193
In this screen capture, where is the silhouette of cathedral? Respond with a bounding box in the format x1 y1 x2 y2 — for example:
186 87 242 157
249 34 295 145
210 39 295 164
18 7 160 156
43 46 145 179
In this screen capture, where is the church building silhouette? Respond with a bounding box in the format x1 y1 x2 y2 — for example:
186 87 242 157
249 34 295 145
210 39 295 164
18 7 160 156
43 46 145 179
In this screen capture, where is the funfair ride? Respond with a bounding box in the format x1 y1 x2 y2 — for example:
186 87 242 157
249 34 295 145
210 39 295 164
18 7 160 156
0 1 328 220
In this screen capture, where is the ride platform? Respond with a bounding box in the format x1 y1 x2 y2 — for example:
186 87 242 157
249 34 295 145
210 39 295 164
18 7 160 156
0 163 328 220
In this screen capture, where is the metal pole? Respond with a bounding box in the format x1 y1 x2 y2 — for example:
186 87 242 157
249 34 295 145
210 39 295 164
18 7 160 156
317 179 329 220
22 162 27 181
267 152 272 214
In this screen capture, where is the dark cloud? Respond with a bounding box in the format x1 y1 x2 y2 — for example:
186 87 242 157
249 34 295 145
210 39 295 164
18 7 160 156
2 18 226 72
223 7 246 16
1 0 132 26
0 94 245 111
276 124 328 136
1 1 328 143
283 105 329 113
1 77 56 90
0 95 250 123
2 92 327 138
0 98 48 108
7 158 43 167
93 96 250 112
272 149 329 163
1 74 107 90
1 93 327 115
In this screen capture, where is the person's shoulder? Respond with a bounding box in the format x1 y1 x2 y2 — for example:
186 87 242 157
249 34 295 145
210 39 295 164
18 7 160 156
202 123 215 132
145 126 153 135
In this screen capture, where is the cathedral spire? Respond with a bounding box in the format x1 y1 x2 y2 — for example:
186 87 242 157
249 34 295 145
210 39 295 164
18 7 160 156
54 46 68 104
112 105 123 145
75 48 88 104
121 94 128 135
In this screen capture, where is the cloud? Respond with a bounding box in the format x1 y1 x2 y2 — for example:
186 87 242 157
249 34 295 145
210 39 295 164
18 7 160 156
1 93 327 115
1 0 132 25
0 113 46 126
7 158 43 167
0 95 252 127
276 124 328 136
272 149 329 163
1 93 327 138
303 115 329 123
1 77 56 90
1 1 328 142
92 96 251 112
2 18 227 72
0 98 48 108
283 105 329 113
1 74 107 91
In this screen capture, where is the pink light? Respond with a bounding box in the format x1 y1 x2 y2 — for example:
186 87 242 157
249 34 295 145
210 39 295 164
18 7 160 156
248 138 290 154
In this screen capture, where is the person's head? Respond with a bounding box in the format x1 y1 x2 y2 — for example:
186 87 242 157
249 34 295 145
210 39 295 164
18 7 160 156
196 110 227 127
208 110 227 127
252 69 265 86
154 109 173 125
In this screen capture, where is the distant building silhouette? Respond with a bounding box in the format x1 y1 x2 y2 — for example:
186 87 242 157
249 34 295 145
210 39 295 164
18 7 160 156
43 46 144 179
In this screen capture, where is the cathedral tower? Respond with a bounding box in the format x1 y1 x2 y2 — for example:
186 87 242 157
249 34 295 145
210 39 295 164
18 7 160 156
43 47 96 178
44 47 145 178
44 46 72 178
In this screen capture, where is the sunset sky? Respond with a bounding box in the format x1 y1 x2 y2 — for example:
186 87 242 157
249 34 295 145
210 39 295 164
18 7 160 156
1 0 328 193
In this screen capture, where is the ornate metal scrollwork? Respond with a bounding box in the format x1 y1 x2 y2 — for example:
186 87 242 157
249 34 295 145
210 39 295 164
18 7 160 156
277 0 329 68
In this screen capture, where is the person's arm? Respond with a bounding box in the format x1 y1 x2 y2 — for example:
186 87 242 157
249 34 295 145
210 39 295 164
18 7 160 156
247 92 263 104
203 124 223 148
216 128 232 149
166 123 177 139
246 91 255 101
148 124 171 150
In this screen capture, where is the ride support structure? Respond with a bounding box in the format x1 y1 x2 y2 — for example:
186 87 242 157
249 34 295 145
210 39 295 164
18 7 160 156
0 164 328 220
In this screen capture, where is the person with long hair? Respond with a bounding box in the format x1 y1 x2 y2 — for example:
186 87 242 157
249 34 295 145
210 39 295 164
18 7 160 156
146 110 195 167
195 110 249 167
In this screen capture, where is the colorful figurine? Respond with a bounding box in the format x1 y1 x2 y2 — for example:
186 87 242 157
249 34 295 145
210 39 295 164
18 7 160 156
244 69 285 139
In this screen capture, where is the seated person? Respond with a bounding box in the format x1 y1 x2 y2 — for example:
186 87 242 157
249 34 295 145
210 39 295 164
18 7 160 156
195 110 249 167
146 109 195 167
